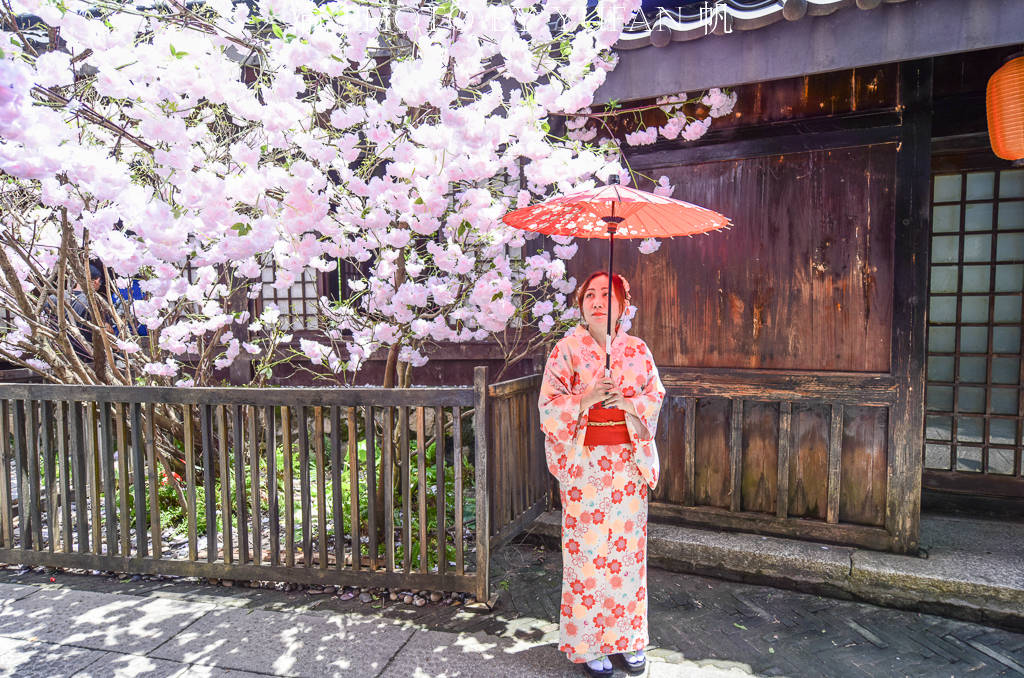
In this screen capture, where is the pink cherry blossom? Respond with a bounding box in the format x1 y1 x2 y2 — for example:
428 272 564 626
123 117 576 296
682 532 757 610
0 0 734 385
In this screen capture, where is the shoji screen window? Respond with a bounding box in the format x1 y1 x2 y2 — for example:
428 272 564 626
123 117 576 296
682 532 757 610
259 262 321 331
925 168 1024 479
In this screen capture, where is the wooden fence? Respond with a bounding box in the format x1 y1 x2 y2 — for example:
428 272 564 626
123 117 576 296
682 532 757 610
486 373 550 556
651 368 907 551
0 369 513 599
476 367 909 553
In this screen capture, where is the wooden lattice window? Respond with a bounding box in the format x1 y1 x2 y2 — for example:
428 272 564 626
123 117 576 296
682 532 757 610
924 168 1024 478
0 307 12 336
259 263 321 331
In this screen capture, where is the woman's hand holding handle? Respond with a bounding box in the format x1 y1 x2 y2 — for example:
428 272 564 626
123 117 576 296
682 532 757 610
581 377 616 410
602 389 638 418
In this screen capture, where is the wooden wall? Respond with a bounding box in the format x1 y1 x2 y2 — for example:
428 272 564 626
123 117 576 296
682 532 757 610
560 63 931 552
572 145 897 371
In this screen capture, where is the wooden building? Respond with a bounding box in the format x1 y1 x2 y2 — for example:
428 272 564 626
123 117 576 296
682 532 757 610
560 0 1024 553
220 0 1022 553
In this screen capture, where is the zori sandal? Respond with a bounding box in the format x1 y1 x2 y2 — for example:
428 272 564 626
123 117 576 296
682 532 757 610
621 649 647 675
583 655 613 677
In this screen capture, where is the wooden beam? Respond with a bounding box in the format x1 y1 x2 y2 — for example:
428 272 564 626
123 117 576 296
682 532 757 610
99 402 116 556
629 121 902 170
827 404 844 524
200 404 216 563
1 401 14 549
265 405 278 567
660 368 896 405
649 502 893 552
776 402 792 519
0 548 479 594
683 397 696 506
921 470 1024 498
70 402 89 553
0 384 476 408
729 400 743 513
487 374 542 398
474 366 490 602
217 406 232 565
130 403 147 558
116 403 130 558
885 59 933 555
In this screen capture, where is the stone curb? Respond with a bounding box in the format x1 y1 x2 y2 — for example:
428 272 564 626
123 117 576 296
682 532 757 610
528 511 1024 630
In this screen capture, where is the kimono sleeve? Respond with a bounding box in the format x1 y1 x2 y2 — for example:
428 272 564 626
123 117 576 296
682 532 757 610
538 341 586 485
625 340 665 441
624 340 665 488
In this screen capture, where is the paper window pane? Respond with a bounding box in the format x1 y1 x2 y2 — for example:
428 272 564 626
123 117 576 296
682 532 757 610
933 174 962 202
997 233 1024 261
959 326 988 353
989 419 1017 446
963 234 992 262
966 171 995 200
964 203 993 232
958 356 987 383
928 326 956 352
994 264 1024 292
932 205 961 233
931 235 959 264
960 296 989 323
999 169 1024 198
956 446 983 472
990 387 1018 415
926 415 952 441
991 357 1020 385
987 448 1016 475
930 266 958 293
961 265 990 292
924 443 951 470
927 356 954 382
994 295 1022 323
929 296 956 324
958 386 986 413
927 385 954 411
956 417 984 443
998 201 1024 230
993 327 1021 353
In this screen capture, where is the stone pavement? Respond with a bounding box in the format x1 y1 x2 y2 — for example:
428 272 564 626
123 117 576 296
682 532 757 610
528 512 1024 630
2 540 1024 678
0 566 754 678
491 543 1024 677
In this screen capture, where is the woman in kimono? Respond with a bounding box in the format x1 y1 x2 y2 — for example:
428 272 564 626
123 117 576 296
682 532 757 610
539 271 665 677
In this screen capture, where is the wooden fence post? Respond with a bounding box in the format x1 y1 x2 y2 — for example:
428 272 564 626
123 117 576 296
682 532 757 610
473 366 490 602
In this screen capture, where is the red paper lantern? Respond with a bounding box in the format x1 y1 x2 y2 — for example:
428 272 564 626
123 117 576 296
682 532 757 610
987 54 1024 164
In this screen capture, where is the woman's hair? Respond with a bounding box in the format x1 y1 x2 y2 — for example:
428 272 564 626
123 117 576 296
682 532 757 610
574 271 630 311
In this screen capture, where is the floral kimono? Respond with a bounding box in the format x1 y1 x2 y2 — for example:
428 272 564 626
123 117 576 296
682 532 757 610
538 325 665 663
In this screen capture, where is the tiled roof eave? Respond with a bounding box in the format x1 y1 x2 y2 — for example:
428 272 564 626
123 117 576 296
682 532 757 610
615 0 910 51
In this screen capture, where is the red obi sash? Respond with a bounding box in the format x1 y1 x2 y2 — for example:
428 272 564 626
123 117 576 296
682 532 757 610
583 405 630 446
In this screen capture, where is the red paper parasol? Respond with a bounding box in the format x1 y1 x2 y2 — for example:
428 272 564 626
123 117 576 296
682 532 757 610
502 177 730 371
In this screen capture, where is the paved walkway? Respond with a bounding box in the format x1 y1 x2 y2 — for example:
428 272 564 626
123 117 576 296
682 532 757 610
1 542 1023 677
528 512 1024 629
0 571 750 678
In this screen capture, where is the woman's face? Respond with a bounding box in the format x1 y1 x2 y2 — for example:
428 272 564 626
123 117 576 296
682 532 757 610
581 274 621 332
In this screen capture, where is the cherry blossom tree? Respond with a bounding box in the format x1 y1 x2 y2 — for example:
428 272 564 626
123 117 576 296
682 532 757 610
0 0 735 391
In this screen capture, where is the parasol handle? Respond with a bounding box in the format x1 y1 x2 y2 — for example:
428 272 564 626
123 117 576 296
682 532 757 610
605 203 616 377
605 231 613 376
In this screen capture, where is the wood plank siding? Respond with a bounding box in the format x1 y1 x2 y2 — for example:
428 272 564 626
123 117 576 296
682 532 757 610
558 64 930 551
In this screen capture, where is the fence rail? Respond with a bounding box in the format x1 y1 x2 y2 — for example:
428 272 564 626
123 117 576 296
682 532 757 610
486 374 549 553
0 373 496 597
653 367 902 551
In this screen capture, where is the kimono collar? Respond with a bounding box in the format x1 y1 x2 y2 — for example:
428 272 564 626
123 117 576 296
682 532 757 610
571 324 628 356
